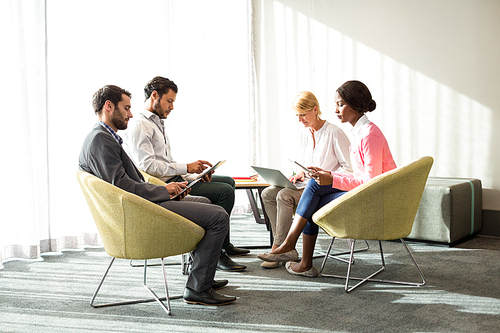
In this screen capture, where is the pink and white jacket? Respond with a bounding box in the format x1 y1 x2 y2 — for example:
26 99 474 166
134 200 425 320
331 115 396 191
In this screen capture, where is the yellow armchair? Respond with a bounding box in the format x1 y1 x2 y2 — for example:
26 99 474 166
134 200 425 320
139 169 167 186
136 169 195 272
76 170 205 314
313 156 434 292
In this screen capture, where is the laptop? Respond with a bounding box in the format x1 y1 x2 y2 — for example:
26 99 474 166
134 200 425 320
251 166 307 190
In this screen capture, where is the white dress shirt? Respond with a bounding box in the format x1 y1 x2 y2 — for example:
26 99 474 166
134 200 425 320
122 110 187 181
298 120 352 176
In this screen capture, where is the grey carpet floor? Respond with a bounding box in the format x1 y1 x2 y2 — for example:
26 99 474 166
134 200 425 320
1 213 500 332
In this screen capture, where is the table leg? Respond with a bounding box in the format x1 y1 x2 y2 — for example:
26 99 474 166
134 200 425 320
246 189 265 224
239 188 273 249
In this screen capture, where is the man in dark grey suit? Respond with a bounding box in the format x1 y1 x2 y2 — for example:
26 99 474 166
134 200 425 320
79 85 236 306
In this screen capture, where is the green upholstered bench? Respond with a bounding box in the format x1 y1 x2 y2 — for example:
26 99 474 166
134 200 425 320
408 177 482 245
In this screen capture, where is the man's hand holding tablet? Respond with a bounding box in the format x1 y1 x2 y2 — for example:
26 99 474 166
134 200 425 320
195 160 226 182
187 160 212 174
170 160 227 200
169 178 204 200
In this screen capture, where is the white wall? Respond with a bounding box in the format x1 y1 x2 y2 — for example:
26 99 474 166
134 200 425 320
259 0 500 210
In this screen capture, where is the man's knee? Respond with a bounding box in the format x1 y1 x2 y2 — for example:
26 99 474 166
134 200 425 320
212 205 230 232
183 195 211 204
225 176 235 188
214 175 235 189
217 183 235 202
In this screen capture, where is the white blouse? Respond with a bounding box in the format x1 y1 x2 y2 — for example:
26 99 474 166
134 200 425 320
298 120 352 177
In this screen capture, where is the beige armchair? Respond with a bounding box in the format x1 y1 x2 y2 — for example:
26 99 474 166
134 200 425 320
313 156 434 292
76 170 205 315
135 169 191 271
139 169 167 186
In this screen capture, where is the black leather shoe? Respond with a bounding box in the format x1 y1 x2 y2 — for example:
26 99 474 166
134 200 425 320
183 287 236 306
212 279 228 290
225 243 250 256
217 252 247 271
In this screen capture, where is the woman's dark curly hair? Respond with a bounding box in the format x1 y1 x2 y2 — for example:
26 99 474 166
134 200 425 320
337 80 376 113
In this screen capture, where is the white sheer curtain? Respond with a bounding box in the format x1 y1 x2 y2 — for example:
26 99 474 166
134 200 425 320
0 0 49 267
252 0 382 171
252 0 491 181
254 0 386 170
1 0 252 265
252 0 349 171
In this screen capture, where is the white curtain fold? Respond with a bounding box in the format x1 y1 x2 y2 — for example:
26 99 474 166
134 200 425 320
0 0 51 266
1 0 252 266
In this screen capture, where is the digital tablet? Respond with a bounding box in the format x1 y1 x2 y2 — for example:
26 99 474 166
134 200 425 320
170 177 203 200
172 160 226 199
288 159 314 176
195 160 226 180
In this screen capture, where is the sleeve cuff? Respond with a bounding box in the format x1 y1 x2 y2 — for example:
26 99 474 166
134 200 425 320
174 163 188 175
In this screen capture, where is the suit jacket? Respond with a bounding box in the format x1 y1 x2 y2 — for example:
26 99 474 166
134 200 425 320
79 123 170 203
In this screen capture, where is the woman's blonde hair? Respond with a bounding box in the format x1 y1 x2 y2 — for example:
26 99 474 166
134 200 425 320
292 91 322 119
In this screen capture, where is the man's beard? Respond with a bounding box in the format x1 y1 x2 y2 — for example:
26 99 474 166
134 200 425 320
153 101 167 119
111 111 128 130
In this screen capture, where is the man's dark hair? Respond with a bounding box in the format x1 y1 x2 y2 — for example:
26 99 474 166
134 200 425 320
144 76 178 101
92 85 131 114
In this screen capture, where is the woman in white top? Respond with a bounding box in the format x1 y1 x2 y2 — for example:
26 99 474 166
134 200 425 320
260 91 352 268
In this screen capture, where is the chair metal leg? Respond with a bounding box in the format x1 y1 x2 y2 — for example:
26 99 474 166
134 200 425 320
143 258 172 315
316 237 369 264
319 238 335 273
135 253 191 275
343 240 385 292
129 258 181 267
130 254 188 276
320 239 426 293
91 257 183 315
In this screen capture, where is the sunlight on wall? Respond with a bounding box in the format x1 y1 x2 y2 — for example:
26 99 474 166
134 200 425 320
260 1 493 190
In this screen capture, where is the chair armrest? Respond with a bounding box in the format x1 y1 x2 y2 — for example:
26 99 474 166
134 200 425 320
139 170 167 186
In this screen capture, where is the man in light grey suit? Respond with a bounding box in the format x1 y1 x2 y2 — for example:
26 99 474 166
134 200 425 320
79 85 236 306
